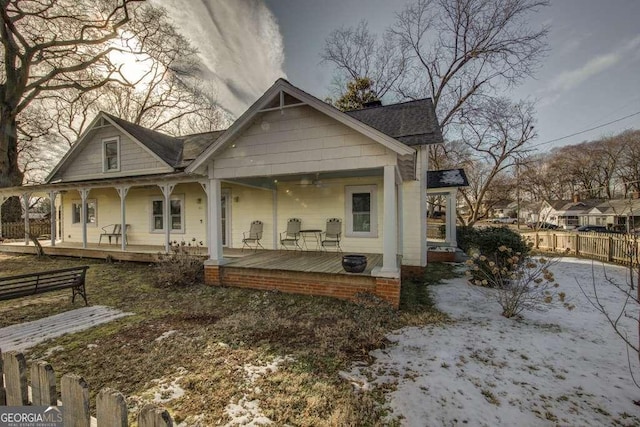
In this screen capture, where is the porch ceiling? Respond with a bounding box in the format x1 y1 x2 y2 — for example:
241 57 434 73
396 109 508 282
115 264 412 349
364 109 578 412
224 168 385 190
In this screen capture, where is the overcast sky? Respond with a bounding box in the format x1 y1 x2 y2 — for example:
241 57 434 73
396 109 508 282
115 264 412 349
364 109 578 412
159 0 640 152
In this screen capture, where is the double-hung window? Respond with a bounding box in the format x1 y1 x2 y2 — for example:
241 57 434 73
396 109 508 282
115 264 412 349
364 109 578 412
103 137 120 172
345 185 377 237
71 200 97 225
151 196 184 233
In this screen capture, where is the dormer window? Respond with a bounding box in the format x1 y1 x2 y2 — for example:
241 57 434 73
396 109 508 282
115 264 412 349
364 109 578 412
103 137 120 172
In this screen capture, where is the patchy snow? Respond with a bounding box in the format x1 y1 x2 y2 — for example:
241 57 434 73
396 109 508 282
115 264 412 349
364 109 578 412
224 356 294 426
0 306 132 352
349 257 640 426
150 367 188 403
155 330 178 342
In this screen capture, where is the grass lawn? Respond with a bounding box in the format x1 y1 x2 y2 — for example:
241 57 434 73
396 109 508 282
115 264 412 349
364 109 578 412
0 253 455 425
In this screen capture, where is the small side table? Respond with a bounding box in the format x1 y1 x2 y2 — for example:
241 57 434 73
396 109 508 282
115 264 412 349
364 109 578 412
300 229 322 251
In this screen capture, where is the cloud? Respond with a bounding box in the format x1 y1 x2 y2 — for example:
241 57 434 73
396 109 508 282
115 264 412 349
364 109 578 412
546 34 640 95
151 0 286 118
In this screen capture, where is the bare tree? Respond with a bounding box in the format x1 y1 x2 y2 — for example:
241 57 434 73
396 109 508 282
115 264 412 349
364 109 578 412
456 97 536 225
323 0 548 131
0 0 143 187
322 20 407 100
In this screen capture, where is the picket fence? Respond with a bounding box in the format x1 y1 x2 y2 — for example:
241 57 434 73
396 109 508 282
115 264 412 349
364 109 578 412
0 349 173 426
521 231 640 266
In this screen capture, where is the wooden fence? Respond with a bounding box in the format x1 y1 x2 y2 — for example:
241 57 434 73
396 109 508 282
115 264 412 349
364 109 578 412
521 231 640 266
1 221 51 239
0 349 174 426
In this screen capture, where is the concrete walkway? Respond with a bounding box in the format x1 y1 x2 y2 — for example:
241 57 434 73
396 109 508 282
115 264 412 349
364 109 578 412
0 305 132 352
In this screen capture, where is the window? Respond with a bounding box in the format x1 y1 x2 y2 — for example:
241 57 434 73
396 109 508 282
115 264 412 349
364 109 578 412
151 196 184 233
71 200 97 225
103 138 120 172
345 185 377 237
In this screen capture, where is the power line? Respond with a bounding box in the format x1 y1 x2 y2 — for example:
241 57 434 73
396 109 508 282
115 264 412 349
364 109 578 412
532 110 640 148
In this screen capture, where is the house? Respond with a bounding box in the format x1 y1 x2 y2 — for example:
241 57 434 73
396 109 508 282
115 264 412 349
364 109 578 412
534 196 640 231
0 79 445 307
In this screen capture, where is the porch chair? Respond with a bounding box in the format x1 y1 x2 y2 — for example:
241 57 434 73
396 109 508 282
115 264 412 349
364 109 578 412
99 224 129 245
280 218 302 250
242 220 265 252
321 218 342 252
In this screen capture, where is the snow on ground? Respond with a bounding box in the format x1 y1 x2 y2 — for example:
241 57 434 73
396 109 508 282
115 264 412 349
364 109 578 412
225 355 294 426
0 305 132 352
349 257 640 426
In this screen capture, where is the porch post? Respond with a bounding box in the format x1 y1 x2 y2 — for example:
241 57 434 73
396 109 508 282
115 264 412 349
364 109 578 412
116 186 130 251
397 182 403 256
158 183 175 253
419 146 428 266
272 189 278 250
22 193 31 245
381 165 398 273
207 166 224 263
0 195 6 240
79 188 90 249
49 191 57 247
446 188 458 247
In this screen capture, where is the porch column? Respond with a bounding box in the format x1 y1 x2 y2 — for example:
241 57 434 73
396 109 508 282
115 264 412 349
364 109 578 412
116 186 130 251
446 188 458 247
79 188 90 249
158 183 175 253
381 165 398 273
0 195 6 240
49 191 57 247
397 182 403 256
207 171 225 263
22 193 31 245
272 189 278 250
419 146 428 265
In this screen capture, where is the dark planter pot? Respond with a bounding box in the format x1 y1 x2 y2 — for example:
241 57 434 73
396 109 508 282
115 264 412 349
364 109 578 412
342 254 367 273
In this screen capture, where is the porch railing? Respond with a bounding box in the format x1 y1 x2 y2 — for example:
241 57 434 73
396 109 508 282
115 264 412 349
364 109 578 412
1 221 51 239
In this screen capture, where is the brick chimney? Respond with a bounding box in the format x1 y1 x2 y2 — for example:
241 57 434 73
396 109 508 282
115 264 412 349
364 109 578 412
573 194 580 203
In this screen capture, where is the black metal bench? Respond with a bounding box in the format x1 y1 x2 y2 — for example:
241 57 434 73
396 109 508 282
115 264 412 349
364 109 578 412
0 266 90 305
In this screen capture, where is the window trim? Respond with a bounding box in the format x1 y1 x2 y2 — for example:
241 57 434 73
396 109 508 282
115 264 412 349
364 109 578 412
345 185 378 238
149 194 185 234
71 199 97 226
102 137 121 172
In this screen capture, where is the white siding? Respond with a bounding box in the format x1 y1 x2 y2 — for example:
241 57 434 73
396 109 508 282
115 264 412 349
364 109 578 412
213 106 397 179
60 183 207 246
402 180 423 266
228 177 385 254
60 125 172 181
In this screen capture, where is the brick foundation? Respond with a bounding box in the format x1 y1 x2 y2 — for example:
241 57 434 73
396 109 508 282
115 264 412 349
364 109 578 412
427 250 456 263
203 265 222 286
401 265 427 280
204 265 401 308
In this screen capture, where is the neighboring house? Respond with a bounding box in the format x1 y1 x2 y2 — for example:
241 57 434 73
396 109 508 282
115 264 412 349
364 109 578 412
490 200 517 219
0 79 445 307
536 197 640 230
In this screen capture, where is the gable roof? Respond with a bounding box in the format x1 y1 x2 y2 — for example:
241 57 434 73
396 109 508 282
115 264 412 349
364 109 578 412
426 169 469 189
345 99 443 146
102 113 184 167
187 79 436 174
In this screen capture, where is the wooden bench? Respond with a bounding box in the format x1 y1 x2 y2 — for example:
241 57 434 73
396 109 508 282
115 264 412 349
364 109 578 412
0 266 89 305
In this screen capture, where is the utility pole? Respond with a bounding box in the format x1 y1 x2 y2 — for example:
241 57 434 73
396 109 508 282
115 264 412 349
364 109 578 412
516 160 521 230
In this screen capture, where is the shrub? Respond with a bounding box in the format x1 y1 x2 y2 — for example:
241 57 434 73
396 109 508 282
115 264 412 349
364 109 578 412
154 242 204 288
458 226 531 285
466 250 572 318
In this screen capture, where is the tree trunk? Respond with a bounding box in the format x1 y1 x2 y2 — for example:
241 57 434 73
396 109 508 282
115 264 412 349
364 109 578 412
0 106 24 187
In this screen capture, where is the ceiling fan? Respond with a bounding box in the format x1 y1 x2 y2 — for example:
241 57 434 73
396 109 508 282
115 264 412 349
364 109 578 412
294 173 328 188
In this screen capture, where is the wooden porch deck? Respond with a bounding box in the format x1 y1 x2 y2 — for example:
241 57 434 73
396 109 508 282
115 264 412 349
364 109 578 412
225 251 383 276
0 240 383 276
